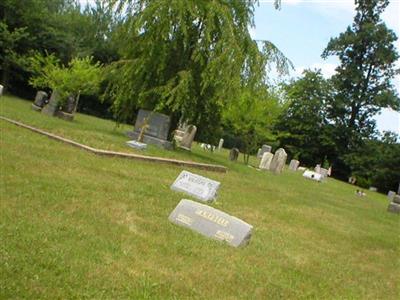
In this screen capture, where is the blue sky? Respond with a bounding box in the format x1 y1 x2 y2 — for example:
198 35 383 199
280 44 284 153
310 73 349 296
252 0 400 134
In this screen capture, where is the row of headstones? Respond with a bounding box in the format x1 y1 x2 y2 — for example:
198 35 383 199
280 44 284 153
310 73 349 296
387 185 400 214
32 90 76 121
169 170 252 247
200 138 225 152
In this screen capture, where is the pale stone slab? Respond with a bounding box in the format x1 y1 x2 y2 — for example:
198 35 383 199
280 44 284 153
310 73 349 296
298 166 307 172
126 140 147 150
269 148 287 174
0 84 3 96
303 170 323 182
179 125 197 150
387 202 400 214
289 159 300 171
393 195 400 205
169 199 253 247
387 191 396 201
170 171 220 202
218 138 224 150
259 152 273 170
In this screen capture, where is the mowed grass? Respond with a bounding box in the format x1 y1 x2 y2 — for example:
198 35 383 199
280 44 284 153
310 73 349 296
1 96 399 299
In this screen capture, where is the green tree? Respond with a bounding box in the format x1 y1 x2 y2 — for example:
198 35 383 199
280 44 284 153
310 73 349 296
105 0 288 142
275 70 336 167
322 0 399 177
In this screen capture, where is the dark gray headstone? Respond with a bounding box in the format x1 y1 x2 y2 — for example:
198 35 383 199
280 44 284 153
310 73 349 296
64 95 76 114
134 109 171 140
229 148 239 161
33 91 48 107
42 91 60 116
170 170 220 202
169 199 253 247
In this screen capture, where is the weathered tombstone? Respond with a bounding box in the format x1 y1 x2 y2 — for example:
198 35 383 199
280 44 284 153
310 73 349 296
269 148 287 174
288 159 300 171
369 187 378 192
303 170 323 182
169 199 253 247
170 171 220 202
387 195 400 214
256 148 262 158
257 144 272 158
393 195 400 204
218 138 224 151
127 109 172 149
32 91 48 111
229 148 239 161
179 125 197 150
126 140 147 150
387 191 396 201
41 91 60 116
259 152 273 170
0 84 3 96
64 95 76 114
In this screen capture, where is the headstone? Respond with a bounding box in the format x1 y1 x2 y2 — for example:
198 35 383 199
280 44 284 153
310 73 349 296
387 191 396 201
218 138 224 150
126 140 147 150
288 159 300 171
64 95 76 114
269 148 287 174
0 84 3 96
127 109 172 149
298 166 307 172
179 125 197 150
393 195 400 205
303 170 323 182
314 164 321 174
256 148 262 158
170 171 220 202
169 199 253 247
259 152 273 170
257 144 272 158
369 187 377 192
33 91 48 108
387 202 400 214
229 148 239 161
319 168 329 178
41 91 60 116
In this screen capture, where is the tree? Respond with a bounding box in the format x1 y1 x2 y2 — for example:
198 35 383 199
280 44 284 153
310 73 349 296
105 0 288 143
275 70 336 166
322 0 399 177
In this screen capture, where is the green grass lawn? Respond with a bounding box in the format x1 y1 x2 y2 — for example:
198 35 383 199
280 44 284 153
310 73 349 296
1 95 399 299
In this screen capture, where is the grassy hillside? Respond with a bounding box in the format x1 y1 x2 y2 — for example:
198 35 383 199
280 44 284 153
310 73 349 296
1 96 399 299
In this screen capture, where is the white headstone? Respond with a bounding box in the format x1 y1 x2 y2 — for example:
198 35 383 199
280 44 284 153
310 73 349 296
170 171 220 202
169 199 253 247
303 170 323 182
259 152 273 170
269 148 287 174
288 159 300 171
218 138 224 150
314 164 321 173
0 84 3 96
126 140 147 150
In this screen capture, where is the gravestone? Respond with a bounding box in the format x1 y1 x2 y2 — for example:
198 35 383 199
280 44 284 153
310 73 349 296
369 187 377 192
179 125 197 150
259 152 273 170
269 148 287 174
298 166 307 172
314 164 321 174
218 138 224 151
303 170 323 182
229 148 239 161
288 159 300 171
42 91 60 116
32 91 48 110
169 199 253 247
258 144 272 158
256 148 262 158
170 171 220 202
126 140 147 150
127 109 172 149
387 195 400 214
319 168 329 178
387 191 396 201
64 95 76 114
0 84 3 96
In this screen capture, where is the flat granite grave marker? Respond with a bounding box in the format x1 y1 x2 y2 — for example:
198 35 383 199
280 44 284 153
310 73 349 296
170 170 220 202
169 199 253 247
126 140 147 150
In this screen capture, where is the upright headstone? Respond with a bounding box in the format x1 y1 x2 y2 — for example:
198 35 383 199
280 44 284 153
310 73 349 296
259 152 273 170
179 125 197 150
288 159 300 171
256 148 262 158
258 144 272 158
387 191 396 201
269 148 287 174
0 84 3 96
170 171 220 202
218 138 224 151
387 195 400 214
64 95 76 114
33 91 48 109
229 148 239 161
41 91 60 116
169 199 253 247
314 164 321 174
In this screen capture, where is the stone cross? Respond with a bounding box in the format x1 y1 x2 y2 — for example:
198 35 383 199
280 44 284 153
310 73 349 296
179 125 197 150
169 199 253 247
259 152 273 170
269 148 287 174
170 170 220 202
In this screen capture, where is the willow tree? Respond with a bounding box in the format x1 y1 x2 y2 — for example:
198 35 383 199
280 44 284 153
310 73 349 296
105 0 288 142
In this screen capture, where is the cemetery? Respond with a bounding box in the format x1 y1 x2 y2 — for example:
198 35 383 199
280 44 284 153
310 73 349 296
1 0 399 298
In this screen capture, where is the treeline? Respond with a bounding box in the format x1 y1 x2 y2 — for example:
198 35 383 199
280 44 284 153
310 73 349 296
1 0 399 192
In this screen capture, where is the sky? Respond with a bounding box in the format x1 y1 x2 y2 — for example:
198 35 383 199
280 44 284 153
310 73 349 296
252 0 400 134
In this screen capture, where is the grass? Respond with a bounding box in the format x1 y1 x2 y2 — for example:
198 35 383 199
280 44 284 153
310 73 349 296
1 95 399 299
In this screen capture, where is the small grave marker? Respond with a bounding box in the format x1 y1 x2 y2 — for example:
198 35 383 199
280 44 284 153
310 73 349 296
126 140 147 150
